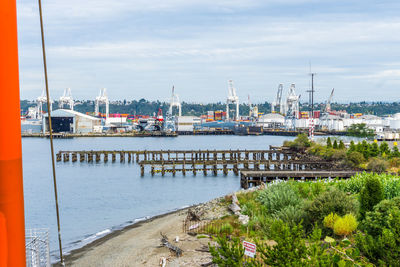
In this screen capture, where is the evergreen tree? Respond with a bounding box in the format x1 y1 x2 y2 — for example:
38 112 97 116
362 140 370 159
349 141 356 152
339 140 345 150
360 175 384 218
333 140 338 149
370 142 379 157
392 146 400 158
326 137 332 148
379 142 391 157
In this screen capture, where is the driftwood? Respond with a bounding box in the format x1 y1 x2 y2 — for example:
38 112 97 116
187 208 204 221
160 232 183 257
195 245 210 253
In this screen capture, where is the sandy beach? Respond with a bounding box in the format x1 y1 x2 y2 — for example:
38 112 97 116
58 197 232 267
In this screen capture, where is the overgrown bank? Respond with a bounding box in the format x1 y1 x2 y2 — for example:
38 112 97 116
204 173 400 266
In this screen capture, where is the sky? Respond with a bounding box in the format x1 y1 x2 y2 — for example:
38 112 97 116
17 0 400 103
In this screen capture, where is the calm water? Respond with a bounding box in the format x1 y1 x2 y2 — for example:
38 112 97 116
22 135 294 257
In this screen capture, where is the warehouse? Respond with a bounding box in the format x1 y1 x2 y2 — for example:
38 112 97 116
42 109 101 134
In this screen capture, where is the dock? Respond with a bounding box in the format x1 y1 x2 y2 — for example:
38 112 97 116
240 170 358 189
54 147 359 188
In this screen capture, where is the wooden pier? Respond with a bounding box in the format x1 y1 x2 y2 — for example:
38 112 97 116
240 170 358 189
56 148 356 188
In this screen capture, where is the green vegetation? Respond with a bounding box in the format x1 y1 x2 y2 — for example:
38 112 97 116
207 172 400 266
347 123 375 138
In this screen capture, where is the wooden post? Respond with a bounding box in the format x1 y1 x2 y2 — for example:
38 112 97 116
140 164 144 176
95 153 100 163
80 153 85 162
223 163 228 175
112 153 116 163
128 153 131 163
151 166 155 176
203 163 207 175
233 163 239 175
104 153 108 163
72 153 77 162
120 152 124 163
56 152 61 162
172 163 176 176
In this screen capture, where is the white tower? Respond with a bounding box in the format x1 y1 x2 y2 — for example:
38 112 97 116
95 88 109 118
36 88 52 118
226 80 239 121
168 86 182 117
59 88 74 110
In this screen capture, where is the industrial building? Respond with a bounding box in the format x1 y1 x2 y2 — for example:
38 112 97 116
42 109 101 134
176 116 201 132
256 113 285 129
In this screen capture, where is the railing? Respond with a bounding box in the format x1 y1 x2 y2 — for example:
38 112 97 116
25 229 50 267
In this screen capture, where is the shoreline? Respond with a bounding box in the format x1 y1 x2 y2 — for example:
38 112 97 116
54 205 196 266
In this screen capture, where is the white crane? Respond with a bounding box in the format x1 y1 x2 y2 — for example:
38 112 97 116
226 80 239 121
95 88 109 118
59 88 74 110
285 83 300 129
271 84 284 113
325 88 334 113
36 88 52 118
168 86 182 117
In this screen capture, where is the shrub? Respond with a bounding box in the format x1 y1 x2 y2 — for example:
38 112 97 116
331 149 347 161
273 205 305 226
333 214 358 237
346 151 365 167
370 142 379 157
356 200 400 266
303 188 358 231
336 172 400 199
366 158 388 173
323 212 339 229
209 236 245 267
257 182 301 214
220 223 234 234
288 133 311 150
389 157 400 168
360 197 400 237
359 175 384 217
256 220 307 266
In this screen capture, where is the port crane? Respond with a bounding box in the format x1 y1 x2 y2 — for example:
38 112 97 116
36 88 53 118
58 87 74 110
271 83 283 114
325 88 334 113
284 83 300 130
95 88 109 119
168 86 182 117
226 80 239 121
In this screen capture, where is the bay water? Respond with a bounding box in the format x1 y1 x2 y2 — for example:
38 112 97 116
22 135 294 258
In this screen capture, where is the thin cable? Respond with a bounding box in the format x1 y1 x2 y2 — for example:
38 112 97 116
37 0 65 265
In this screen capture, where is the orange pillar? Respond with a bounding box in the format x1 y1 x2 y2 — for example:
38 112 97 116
0 0 26 266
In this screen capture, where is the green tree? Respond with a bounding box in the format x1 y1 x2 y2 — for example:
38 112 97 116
327 137 332 148
392 146 400 158
339 140 345 150
349 141 356 152
370 142 379 157
347 123 375 138
379 142 391 157
360 176 384 217
333 140 338 149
